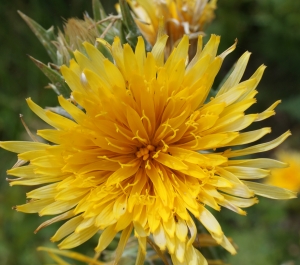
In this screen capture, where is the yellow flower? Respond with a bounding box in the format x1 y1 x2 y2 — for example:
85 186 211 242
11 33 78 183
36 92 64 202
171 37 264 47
125 0 217 52
266 150 300 191
1 35 296 264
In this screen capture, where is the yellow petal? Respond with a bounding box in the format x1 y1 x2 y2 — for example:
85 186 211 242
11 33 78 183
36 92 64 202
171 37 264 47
39 197 81 216
51 215 83 242
217 198 247 215
35 210 75 234
106 159 141 186
198 206 223 241
135 241 146 265
227 158 288 169
26 183 57 199
114 224 133 264
154 152 188 171
255 100 281 121
74 50 98 73
223 166 270 179
222 194 258 208
226 127 271 146
75 217 96 233
27 98 60 129
95 224 117 252
146 161 168 205
174 236 186 263
135 36 146 74
60 65 85 93
45 110 77 130
152 34 169 67
243 181 297 199
219 234 237 255
58 225 98 249
16 198 54 213
225 130 291 158
175 218 188 242
104 58 126 91
217 51 251 96
82 41 106 74
153 222 167 250
0 141 48 153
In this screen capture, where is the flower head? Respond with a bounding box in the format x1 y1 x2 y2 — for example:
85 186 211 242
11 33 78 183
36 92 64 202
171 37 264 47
266 150 300 191
1 35 296 264
54 17 100 65
125 0 217 53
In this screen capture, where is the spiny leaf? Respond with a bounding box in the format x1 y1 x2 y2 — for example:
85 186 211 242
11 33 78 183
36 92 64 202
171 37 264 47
29 56 70 98
118 0 151 51
92 0 107 21
117 22 128 45
18 11 57 63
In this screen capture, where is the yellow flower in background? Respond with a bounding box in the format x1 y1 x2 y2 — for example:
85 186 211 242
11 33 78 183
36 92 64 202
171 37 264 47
124 0 217 53
266 151 300 191
1 35 296 264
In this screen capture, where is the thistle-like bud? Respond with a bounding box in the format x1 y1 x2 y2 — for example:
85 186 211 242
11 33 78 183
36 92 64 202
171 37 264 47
122 0 217 55
18 0 122 97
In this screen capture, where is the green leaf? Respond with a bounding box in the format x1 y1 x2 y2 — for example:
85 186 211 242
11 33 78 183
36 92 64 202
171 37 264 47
117 22 128 45
92 0 107 21
92 0 119 44
18 11 57 63
29 56 70 98
118 0 151 51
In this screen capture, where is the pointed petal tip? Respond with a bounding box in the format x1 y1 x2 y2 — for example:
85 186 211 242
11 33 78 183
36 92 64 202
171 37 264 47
17 10 27 18
286 189 298 199
210 34 220 39
57 243 65 249
241 211 247 216
82 41 90 46
231 249 238 255
73 50 80 56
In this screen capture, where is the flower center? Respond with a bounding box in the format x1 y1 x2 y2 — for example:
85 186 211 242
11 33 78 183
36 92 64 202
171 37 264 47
135 144 156 161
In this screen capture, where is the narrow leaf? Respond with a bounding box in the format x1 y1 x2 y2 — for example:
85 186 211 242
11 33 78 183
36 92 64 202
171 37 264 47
29 56 70 97
93 0 107 21
18 11 57 63
118 0 151 51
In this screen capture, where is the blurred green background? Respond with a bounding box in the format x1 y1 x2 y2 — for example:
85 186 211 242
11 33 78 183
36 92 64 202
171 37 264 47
0 0 300 264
